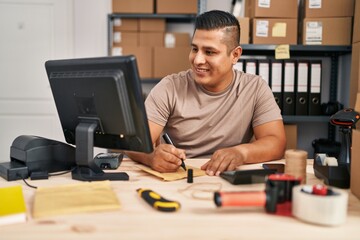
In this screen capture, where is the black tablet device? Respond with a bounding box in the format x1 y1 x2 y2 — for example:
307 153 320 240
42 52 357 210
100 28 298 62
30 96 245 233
220 169 277 185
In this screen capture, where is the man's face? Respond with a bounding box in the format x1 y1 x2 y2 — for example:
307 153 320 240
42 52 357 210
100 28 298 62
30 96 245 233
189 29 240 92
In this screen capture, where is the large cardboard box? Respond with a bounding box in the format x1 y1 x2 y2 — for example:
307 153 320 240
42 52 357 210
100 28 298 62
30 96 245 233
113 31 138 46
302 17 352 45
349 43 360 108
139 18 166 32
113 18 138 32
351 94 360 199
238 17 250 44
245 0 298 18
252 18 298 45
164 33 191 47
153 47 191 78
353 0 360 43
304 0 354 18
112 46 153 78
112 0 154 14
139 32 164 47
156 0 197 14
352 129 360 199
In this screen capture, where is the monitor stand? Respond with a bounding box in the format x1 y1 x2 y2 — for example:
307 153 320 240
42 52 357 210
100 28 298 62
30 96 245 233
71 121 129 181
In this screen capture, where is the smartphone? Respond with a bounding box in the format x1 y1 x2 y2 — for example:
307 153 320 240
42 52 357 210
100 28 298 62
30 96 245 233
262 163 285 173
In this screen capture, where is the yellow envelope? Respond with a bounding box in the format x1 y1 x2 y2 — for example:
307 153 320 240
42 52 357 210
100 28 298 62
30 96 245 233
33 181 120 218
137 164 206 181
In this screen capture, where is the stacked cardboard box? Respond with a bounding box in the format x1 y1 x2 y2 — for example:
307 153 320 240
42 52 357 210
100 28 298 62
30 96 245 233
245 0 298 44
350 0 360 108
111 17 191 79
350 1 360 200
302 0 354 45
351 94 360 200
237 17 250 44
112 0 154 14
111 0 194 79
156 0 197 14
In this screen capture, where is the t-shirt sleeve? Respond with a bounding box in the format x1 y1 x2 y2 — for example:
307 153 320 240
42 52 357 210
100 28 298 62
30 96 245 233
252 78 283 127
145 77 174 127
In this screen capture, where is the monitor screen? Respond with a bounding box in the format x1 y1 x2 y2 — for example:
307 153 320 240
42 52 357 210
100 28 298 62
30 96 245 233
45 55 153 181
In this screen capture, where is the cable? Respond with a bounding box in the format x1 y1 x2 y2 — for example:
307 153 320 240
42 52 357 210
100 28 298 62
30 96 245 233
48 166 77 176
178 182 222 200
21 177 38 189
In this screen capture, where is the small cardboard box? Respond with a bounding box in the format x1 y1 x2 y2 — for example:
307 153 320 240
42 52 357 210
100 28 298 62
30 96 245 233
139 18 166 32
156 0 197 14
112 0 154 14
113 18 138 32
302 17 352 45
284 124 297 150
113 31 139 46
353 0 360 43
237 17 250 44
139 32 164 47
349 43 360 108
112 46 153 78
153 47 191 78
245 0 298 18
252 18 298 45
304 0 354 18
164 32 191 47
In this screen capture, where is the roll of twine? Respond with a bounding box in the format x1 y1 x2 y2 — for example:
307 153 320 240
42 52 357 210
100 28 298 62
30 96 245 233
284 149 307 184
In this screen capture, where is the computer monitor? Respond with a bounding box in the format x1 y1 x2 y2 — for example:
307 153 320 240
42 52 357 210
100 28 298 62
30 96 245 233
45 55 153 181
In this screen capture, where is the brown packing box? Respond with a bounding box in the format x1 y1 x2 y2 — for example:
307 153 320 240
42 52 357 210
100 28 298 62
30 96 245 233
304 0 354 17
237 17 250 44
156 0 197 14
353 0 360 43
112 0 154 14
113 18 138 32
113 31 138 46
139 32 164 47
164 33 190 47
351 94 360 200
139 18 166 32
356 93 360 130
302 17 352 45
284 124 297 150
349 42 360 108
111 46 152 78
245 0 298 18
153 47 191 78
252 18 298 45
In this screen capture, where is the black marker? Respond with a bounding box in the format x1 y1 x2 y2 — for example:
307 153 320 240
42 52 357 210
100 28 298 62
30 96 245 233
162 133 187 171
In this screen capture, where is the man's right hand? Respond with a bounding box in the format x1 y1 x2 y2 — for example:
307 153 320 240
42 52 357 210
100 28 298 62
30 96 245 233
149 144 186 173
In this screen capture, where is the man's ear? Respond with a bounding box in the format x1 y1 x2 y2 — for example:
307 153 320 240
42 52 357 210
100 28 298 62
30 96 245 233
232 46 242 64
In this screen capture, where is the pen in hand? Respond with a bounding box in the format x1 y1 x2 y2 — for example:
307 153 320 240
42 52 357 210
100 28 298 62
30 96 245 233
162 133 187 171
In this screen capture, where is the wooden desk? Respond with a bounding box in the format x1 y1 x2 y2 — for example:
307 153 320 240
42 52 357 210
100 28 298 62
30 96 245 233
1 159 359 240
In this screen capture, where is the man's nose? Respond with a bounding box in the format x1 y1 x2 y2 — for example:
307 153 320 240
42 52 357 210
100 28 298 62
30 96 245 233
193 52 206 64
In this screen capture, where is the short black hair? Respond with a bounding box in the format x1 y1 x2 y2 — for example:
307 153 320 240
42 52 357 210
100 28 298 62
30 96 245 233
194 10 240 51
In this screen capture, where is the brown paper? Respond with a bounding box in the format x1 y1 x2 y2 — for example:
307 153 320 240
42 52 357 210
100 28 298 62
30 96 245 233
136 164 206 181
33 181 120 218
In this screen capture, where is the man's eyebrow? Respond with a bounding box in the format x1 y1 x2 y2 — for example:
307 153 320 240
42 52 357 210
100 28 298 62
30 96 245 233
191 44 218 51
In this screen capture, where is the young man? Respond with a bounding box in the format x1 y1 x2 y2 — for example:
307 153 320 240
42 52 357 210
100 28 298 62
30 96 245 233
127 10 286 176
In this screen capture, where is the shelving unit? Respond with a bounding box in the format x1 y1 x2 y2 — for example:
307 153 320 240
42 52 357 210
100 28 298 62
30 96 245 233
241 44 352 141
107 5 352 152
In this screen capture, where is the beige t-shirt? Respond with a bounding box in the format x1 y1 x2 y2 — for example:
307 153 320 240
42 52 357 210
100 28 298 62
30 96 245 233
145 69 282 158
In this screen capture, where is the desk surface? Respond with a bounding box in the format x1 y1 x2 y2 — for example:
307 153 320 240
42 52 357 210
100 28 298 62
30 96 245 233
1 159 360 240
